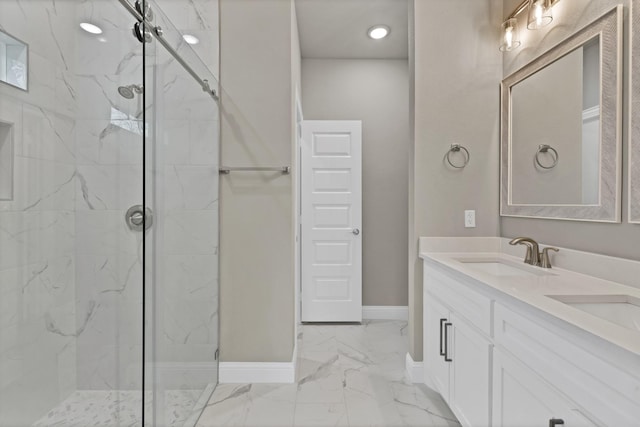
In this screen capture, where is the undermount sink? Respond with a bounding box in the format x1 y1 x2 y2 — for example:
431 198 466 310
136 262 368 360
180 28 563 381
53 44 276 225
456 258 555 277
548 295 640 332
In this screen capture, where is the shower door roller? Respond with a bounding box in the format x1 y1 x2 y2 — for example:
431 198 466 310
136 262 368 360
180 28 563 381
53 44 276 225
135 0 154 21
125 205 153 231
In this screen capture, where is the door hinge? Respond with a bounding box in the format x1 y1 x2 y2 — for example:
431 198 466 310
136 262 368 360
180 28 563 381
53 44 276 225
214 348 219 361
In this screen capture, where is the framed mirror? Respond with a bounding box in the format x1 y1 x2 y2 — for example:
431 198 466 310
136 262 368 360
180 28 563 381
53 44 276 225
631 1 640 223
500 6 622 222
0 29 28 91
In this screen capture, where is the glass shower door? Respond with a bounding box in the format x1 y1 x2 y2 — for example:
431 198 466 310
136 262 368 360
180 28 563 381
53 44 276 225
0 0 219 425
143 2 220 426
0 0 147 425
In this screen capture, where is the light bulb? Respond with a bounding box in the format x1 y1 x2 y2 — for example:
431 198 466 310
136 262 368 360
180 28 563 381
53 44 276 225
505 27 513 49
535 5 543 27
499 18 521 52
527 0 553 30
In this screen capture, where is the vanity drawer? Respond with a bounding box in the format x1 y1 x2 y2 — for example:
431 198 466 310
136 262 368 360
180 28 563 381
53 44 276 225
494 303 640 425
424 263 492 336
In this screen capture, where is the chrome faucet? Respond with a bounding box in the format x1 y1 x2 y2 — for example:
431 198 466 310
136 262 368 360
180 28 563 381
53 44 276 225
509 237 559 268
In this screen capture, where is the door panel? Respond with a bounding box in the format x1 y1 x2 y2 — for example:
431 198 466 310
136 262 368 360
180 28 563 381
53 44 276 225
301 121 362 322
449 313 492 427
143 2 220 426
493 349 599 427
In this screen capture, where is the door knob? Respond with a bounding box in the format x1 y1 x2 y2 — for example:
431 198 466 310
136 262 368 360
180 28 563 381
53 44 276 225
126 205 153 232
352 228 360 236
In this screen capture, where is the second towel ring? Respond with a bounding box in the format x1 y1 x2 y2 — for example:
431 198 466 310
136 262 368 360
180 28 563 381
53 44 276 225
446 144 470 169
535 144 559 169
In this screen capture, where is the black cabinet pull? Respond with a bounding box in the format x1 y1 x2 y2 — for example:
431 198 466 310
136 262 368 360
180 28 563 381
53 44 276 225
444 322 452 362
439 318 447 356
549 419 565 427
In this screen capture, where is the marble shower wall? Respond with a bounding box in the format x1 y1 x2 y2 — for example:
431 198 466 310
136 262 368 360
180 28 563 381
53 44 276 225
0 1 78 425
72 0 147 391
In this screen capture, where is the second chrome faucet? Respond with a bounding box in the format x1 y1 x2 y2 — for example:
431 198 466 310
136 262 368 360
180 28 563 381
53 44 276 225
509 237 559 269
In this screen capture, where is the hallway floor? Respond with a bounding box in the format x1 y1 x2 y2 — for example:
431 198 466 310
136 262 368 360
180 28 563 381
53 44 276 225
196 320 460 427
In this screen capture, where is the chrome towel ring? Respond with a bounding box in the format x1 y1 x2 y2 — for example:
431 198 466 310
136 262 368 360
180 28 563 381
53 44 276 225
535 144 559 169
446 144 470 169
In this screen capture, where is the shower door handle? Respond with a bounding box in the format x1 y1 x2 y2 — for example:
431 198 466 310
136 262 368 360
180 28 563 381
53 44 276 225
126 205 153 231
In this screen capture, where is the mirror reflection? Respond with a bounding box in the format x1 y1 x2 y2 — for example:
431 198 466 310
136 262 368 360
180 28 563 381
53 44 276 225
0 30 28 91
510 36 600 205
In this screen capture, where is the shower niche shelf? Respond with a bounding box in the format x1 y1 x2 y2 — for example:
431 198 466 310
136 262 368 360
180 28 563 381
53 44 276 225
0 29 28 91
0 120 14 200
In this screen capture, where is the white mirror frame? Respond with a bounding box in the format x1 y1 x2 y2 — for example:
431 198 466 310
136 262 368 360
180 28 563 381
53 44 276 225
501 6 623 222
630 1 640 223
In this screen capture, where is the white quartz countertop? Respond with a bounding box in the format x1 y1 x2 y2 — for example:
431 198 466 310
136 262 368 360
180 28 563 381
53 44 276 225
420 251 640 358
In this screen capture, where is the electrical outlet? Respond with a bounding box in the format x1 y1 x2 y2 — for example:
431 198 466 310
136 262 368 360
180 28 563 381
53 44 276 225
465 210 476 228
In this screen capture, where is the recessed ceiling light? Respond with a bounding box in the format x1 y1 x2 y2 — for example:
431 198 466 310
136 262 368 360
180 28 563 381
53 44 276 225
367 25 390 40
183 34 200 45
80 22 103 35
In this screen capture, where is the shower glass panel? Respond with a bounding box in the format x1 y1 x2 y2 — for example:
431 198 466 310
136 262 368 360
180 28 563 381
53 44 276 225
0 0 145 425
144 1 220 426
0 0 219 426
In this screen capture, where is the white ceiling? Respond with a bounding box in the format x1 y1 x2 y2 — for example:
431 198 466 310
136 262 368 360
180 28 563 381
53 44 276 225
295 0 409 59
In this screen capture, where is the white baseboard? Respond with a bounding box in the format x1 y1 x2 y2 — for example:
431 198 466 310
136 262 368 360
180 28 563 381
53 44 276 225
363 306 409 320
219 362 295 384
219 342 297 384
405 352 424 384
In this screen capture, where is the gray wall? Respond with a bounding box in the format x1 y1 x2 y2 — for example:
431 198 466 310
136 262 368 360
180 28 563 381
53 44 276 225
408 0 502 361
501 0 640 262
301 59 410 307
219 0 296 363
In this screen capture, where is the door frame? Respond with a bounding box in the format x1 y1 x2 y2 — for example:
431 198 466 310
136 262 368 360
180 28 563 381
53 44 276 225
294 93 303 333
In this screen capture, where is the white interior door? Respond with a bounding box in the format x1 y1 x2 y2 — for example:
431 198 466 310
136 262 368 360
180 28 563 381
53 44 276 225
301 120 362 322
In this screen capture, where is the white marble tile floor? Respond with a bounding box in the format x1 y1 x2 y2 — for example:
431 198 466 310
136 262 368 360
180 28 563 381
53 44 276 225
197 320 460 427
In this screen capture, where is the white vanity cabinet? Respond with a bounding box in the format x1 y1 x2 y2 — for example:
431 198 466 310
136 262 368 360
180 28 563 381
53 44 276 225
422 258 640 427
492 349 598 427
423 268 492 427
493 302 640 426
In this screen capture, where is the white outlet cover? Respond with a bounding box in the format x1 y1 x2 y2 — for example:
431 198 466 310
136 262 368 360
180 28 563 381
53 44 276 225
464 210 476 228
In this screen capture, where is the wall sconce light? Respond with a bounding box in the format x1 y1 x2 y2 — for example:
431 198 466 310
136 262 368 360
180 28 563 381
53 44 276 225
500 18 521 52
499 0 560 52
527 0 553 30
